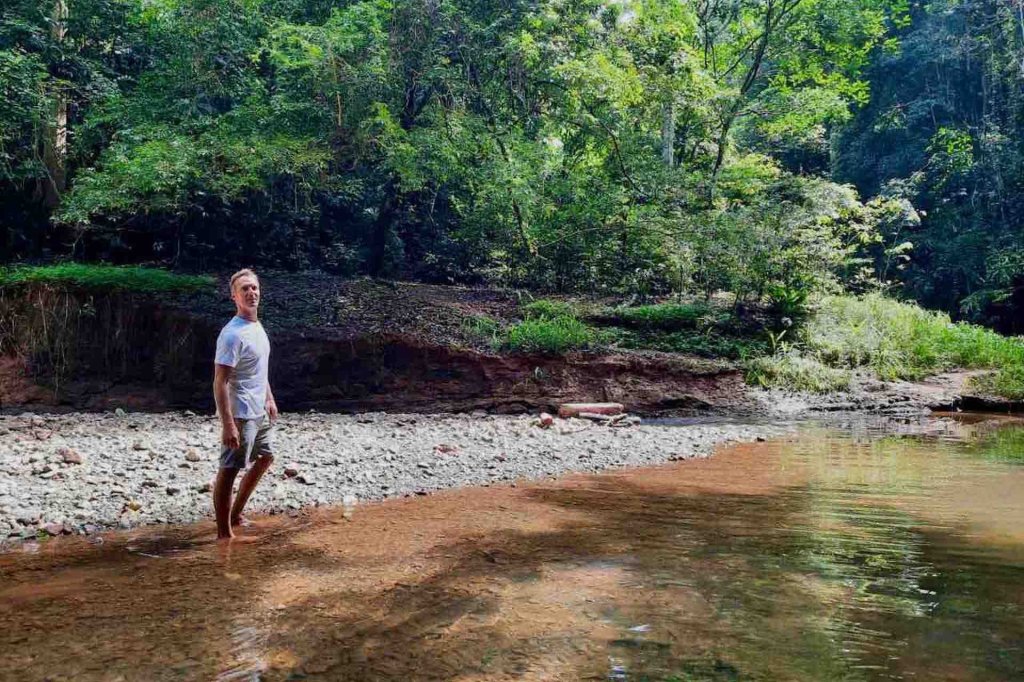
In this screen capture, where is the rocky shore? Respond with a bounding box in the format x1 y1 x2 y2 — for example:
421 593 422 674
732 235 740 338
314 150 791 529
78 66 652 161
0 410 792 540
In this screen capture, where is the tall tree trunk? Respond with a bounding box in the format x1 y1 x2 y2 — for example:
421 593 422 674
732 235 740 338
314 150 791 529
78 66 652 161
368 179 398 277
661 100 675 167
41 0 69 210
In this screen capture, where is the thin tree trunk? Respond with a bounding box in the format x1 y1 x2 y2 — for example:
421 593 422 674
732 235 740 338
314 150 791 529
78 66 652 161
661 100 675 167
368 180 397 277
41 0 69 210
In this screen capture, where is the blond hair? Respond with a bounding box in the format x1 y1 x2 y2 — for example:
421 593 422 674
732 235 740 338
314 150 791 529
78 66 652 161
229 268 258 292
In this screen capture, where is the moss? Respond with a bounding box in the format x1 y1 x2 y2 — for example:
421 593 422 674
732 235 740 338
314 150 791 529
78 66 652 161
0 263 212 292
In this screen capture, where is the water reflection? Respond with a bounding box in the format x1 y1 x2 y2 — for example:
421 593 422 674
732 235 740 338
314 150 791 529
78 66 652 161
1 415 1022 681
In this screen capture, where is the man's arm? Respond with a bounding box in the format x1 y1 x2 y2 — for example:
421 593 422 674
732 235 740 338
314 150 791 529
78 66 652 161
265 382 278 422
214 363 239 449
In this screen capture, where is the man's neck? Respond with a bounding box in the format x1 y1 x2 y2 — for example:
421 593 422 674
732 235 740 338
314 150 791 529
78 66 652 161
236 309 258 322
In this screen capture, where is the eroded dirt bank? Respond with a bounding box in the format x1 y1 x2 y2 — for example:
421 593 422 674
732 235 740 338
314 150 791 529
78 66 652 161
0 275 746 413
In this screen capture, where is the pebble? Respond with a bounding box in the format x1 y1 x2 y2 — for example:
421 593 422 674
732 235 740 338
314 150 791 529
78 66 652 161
59 447 84 465
0 411 791 535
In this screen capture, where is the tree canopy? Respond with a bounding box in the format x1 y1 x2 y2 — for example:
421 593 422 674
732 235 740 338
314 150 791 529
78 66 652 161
2 0 1021 330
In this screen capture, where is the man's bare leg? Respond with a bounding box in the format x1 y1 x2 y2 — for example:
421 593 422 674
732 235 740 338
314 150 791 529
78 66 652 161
214 467 240 539
230 454 273 527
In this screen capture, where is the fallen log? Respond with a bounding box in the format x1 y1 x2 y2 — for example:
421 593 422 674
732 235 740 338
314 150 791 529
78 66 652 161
577 412 614 422
558 402 625 418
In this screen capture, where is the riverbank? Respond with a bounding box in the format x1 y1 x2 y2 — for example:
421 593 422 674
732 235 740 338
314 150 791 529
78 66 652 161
3 416 1022 681
3 269 1022 415
0 410 792 539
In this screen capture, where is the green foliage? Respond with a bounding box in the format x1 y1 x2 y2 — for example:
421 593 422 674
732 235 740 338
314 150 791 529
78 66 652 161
805 294 1024 384
521 299 579 321
604 302 716 331
1 0 906 298
0 263 212 291
744 353 853 393
744 293 1024 398
609 327 766 360
834 0 1024 332
460 314 501 348
765 283 812 329
971 367 1024 402
503 316 594 354
7 0 1020 343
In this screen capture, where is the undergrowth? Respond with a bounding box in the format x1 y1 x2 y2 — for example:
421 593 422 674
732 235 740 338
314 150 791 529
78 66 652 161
748 293 1024 398
602 302 718 331
607 327 765 359
462 299 595 353
0 263 212 292
744 353 852 393
504 316 594 353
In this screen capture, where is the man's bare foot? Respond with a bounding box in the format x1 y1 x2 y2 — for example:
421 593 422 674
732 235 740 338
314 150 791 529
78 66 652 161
230 515 252 528
216 530 236 542
217 534 259 546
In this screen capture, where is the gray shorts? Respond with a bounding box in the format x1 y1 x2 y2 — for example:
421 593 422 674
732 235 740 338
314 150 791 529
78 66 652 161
220 417 275 469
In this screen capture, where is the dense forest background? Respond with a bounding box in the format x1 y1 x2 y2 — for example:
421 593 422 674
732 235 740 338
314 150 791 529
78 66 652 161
2 0 1022 332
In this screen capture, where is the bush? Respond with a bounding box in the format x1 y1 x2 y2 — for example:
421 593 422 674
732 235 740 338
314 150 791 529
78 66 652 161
603 302 717 331
805 293 1024 385
0 263 212 292
745 293 1024 398
745 353 852 393
503 316 594 353
522 299 579 320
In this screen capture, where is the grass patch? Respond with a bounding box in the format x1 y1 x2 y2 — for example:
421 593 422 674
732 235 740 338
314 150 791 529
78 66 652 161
600 302 717 331
971 366 1024 401
747 293 1024 398
745 353 852 393
461 314 502 348
607 327 766 359
503 316 594 353
805 294 1024 396
0 263 212 292
463 304 595 354
521 298 578 320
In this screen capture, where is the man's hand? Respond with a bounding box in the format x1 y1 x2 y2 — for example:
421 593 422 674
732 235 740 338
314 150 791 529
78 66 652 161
266 397 279 423
222 421 240 450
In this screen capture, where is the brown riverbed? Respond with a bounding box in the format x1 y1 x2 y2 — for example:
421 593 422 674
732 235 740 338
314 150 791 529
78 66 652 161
2 416 1023 681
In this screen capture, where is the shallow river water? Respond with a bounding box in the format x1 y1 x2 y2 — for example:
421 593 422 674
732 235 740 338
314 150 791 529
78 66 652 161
1 414 1023 681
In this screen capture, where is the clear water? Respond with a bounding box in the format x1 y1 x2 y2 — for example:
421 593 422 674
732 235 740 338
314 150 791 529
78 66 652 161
1 415 1022 681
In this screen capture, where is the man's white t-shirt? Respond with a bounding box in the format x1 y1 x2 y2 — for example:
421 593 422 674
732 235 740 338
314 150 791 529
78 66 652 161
215 316 270 420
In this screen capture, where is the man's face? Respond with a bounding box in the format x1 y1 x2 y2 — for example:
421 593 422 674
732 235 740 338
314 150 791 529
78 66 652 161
232 275 260 311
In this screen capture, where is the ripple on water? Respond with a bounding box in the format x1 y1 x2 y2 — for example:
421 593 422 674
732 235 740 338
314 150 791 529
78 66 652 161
1 415 1023 681
215 616 267 682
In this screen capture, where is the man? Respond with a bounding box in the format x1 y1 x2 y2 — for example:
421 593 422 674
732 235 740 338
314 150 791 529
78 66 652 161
212 269 278 540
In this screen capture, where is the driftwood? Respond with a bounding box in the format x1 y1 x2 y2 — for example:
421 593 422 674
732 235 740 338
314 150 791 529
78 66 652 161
558 402 625 418
575 412 639 427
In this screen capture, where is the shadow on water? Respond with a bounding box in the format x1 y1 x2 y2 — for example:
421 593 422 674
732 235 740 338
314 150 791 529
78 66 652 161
1 416 1023 681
